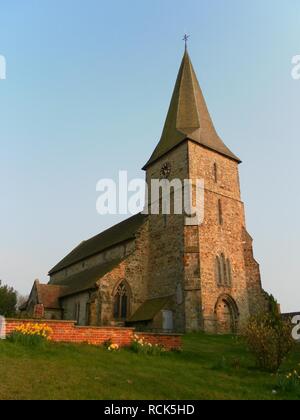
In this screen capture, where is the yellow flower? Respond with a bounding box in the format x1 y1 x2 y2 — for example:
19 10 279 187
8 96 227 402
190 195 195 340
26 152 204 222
13 323 53 340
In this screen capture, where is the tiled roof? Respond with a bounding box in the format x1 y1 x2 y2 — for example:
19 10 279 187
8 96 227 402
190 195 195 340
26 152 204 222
36 284 67 309
49 213 146 275
52 258 125 297
128 296 171 323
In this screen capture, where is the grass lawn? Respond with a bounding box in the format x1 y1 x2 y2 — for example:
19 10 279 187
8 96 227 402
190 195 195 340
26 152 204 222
0 334 299 400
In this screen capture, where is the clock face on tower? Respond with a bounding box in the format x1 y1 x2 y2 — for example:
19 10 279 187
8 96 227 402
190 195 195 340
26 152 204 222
160 162 172 179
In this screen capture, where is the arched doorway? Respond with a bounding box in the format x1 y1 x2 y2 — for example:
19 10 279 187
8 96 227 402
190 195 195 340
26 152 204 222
215 295 239 334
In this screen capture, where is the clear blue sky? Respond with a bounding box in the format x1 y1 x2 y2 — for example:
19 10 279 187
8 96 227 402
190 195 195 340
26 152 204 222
0 0 299 312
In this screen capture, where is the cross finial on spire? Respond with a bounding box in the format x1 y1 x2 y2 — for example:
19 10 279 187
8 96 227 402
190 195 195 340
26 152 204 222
183 34 190 51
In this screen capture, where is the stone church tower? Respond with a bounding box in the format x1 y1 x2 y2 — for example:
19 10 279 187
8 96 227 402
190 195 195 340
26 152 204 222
22 49 266 334
143 50 265 333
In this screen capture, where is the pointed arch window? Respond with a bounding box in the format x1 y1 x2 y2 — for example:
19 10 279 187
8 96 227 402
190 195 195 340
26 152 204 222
226 259 232 286
221 253 227 283
215 256 222 286
113 281 130 320
215 254 232 287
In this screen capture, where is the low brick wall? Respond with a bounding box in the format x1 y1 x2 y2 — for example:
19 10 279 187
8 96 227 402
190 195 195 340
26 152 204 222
5 319 182 350
137 332 182 350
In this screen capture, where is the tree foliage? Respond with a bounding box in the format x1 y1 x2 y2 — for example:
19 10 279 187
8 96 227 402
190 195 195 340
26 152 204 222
0 280 17 317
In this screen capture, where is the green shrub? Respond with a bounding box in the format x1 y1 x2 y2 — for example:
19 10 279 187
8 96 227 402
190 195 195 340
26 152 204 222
244 296 295 372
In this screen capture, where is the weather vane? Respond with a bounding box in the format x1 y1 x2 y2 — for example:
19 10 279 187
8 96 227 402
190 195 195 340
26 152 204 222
183 34 190 51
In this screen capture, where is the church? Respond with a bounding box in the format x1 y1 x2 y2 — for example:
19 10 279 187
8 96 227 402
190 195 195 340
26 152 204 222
21 48 267 333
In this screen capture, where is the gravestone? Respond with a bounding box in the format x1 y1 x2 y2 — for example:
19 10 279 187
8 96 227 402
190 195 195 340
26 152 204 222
0 316 6 340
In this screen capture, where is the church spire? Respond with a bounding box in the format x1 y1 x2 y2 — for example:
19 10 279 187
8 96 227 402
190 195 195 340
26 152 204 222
143 49 241 169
